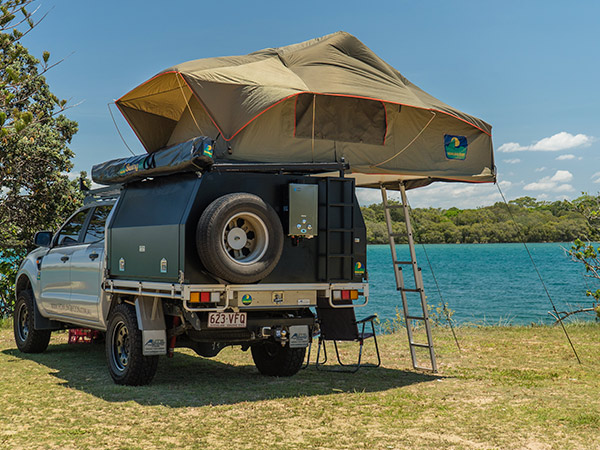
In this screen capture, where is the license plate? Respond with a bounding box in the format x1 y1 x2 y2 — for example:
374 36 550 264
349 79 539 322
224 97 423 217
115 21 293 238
207 312 247 328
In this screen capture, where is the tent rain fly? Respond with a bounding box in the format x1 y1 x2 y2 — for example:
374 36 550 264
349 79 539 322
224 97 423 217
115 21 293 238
115 31 495 189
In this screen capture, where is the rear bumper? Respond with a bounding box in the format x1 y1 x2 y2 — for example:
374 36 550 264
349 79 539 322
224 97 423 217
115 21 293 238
103 279 369 312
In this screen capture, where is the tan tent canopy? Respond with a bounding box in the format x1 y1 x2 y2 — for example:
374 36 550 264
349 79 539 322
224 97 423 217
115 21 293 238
116 31 495 189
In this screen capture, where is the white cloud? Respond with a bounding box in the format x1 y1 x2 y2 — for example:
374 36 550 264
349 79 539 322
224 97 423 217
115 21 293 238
535 167 546 172
356 188 385 205
497 142 521 153
63 171 79 181
503 158 521 164
406 184 504 209
62 171 103 190
498 131 594 153
592 172 600 184
523 170 574 192
551 170 573 183
356 174 577 208
359 184 497 208
556 154 576 161
357 182 511 209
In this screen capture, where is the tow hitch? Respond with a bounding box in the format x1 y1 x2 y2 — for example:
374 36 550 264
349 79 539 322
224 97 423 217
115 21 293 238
260 326 288 346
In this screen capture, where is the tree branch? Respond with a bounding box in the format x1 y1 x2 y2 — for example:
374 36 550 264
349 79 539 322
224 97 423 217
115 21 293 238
549 307 597 324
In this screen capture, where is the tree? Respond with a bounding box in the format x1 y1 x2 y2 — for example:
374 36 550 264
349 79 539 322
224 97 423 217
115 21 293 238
509 196 538 209
551 193 600 322
0 0 80 315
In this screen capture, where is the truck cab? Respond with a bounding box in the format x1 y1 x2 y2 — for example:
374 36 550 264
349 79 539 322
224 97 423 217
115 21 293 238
33 200 115 327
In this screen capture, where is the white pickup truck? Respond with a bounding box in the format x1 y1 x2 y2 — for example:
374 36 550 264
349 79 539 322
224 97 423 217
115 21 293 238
14 168 368 385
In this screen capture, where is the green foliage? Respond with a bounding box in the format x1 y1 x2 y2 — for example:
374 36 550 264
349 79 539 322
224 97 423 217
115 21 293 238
0 0 80 316
0 247 23 316
379 307 405 334
562 193 600 320
361 196 590 245
427 301 455 327
568 238 600 319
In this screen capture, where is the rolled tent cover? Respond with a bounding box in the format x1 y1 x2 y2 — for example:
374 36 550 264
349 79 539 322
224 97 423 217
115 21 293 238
92 137 214 185
116 31 495 189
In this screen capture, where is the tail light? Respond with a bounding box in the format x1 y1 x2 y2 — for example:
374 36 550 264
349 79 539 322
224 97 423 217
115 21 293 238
189 292 220 303
332 289 359 301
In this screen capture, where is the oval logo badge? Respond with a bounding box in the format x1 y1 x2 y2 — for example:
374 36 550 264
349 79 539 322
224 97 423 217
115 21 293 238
241 294 252 305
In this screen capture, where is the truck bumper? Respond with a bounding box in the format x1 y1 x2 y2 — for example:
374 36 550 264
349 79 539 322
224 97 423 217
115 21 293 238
103 280 369 312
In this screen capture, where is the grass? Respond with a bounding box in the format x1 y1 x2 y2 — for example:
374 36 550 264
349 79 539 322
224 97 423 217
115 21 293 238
0 323 599 449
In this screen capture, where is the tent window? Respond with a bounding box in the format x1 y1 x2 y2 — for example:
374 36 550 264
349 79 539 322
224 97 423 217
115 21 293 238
294 94 386 145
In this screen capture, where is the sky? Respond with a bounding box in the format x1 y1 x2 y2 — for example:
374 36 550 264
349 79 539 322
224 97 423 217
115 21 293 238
20 0 600 208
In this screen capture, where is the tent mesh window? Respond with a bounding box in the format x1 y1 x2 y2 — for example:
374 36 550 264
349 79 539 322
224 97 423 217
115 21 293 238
294 94 386 145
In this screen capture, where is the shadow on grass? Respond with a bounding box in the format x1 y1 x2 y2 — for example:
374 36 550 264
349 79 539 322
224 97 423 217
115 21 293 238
3 342 439 407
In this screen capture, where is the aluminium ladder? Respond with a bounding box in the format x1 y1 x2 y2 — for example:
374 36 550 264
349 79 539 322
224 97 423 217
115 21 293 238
381 183 437 372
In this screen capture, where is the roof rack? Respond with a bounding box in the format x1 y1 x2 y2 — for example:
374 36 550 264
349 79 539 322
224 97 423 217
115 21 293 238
209 160 349 177
82 183 122 205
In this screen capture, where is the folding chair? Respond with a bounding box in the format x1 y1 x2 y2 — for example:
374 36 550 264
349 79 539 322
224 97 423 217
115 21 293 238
305 297 380 373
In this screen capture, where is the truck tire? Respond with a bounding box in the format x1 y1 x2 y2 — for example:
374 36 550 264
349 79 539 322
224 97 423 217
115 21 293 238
197 193 284 284
251 341 306 377
13 290 51 353
106 303 158 385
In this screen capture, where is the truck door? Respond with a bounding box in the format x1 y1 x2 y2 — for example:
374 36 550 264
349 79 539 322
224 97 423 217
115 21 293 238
69 205 113 323
39 209 90 317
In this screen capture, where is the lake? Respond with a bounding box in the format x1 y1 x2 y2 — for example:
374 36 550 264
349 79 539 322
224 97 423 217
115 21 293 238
363 243 598 325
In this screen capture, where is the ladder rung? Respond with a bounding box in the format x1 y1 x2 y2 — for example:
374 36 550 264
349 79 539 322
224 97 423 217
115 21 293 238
388 233 404 238
410 343 431 349
385 204 406 209
406 315 426 321
400 287 422 293
394 260 414 265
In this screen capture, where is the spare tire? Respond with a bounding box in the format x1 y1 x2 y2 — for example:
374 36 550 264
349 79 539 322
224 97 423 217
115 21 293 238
196 193 284 284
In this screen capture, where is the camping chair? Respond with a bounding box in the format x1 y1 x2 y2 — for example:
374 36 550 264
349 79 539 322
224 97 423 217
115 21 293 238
306 297 380 373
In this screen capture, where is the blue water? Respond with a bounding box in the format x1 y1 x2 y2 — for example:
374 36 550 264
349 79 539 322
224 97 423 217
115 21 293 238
362 243 598 325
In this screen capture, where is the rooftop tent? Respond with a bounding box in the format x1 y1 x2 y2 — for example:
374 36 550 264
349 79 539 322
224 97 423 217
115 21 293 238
116 31 495 189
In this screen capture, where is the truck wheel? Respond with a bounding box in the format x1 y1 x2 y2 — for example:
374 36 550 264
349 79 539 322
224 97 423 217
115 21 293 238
13 290 51 353
197 193 284 284
251 341 306 377
106 303 158 386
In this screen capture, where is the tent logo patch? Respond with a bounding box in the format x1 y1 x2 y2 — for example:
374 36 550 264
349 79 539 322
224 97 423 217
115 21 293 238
444 135 468 160
118 162 143 176
203 143 213 158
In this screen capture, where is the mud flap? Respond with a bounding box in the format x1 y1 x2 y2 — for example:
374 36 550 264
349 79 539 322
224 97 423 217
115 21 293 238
135 297 167 356
289 325 310 348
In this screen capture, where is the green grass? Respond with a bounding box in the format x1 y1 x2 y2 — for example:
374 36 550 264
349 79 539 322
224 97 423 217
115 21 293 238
0 317 11 330
0 324 599 449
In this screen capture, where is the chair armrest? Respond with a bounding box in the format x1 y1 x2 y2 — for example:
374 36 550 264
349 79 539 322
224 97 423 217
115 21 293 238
356 314 378 325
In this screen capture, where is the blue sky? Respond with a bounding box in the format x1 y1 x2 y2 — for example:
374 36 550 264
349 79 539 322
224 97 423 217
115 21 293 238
22 0 600 208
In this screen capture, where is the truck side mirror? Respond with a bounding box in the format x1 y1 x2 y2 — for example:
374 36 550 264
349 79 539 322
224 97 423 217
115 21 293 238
34 231 53 247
